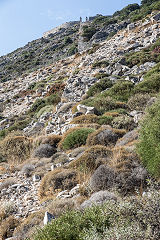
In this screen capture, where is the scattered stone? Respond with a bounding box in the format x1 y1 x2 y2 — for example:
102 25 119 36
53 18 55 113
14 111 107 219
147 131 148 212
44 211 55 225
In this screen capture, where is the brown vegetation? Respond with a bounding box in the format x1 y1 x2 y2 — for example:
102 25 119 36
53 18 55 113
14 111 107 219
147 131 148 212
38 168 80 200
69 145 112 174
0 135 33 164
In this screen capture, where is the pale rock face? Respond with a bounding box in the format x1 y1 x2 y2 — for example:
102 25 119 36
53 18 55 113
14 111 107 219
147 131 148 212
77 104 95 115
130 110 144 123
32 174 41 182
44 211 55 225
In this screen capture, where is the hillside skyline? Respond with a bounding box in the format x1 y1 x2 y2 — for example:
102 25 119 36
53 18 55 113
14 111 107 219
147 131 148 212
0 0 141 57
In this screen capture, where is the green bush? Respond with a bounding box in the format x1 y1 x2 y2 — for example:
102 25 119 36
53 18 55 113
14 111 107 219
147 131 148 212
29 94 60 114
94 73 109 79
33 189 160 240
61 128 95 150
137 99 160 177
134 73 160 94
29 98 46 113
46 94 61 105
98 115 113 125
7 118 31 132
113 3 140 20
141 0 159 5
64 36 73 45
93 15 117 26
82 96 128 115
92 61 109 68
82 26 97 42
0 153 6 163
36 105 53 118
82 96 117 115
104 80 134 102
33 205 110 240
0 129 7 140
67 45 78 56
87 78 113 97
125 39 160 67
134 63 160 94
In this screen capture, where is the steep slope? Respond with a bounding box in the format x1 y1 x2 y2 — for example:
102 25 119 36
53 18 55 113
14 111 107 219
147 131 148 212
0 2 160 240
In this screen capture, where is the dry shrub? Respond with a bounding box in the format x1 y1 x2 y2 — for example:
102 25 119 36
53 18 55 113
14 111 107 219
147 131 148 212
57 102 75 113
72 103 80 114
68 146 86 158
103 112 120 117
51 152 69 164
0 165 7 174
111 146 138 172
86 126 118 147
0 178 16 191
71 114 99 124
86 126 126 147
0 201 17 224
38 168 80 200
90 165 117 192
45 198 76 217
0 209 6 224
41 135 62 147
21 164 35 177
110 146 148 192
112 115 136 131
76 123 100 129
128 93 151 111
116 129 138 147
14 211 44 240
0 216 19 240
112 128 127 138
0 135 33 164
33 144 56 158
69 145 112 174
115 101 129 109
33 134 62 148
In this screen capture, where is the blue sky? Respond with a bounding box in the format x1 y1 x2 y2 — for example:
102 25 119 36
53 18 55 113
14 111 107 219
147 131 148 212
0 0 141 57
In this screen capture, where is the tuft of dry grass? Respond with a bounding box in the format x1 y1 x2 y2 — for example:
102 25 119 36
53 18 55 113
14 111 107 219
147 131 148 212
71 103 80 114
0 135 33 164
111 146 139 173
33 134 62 148
103 112 120 117
14 211 44 240
0 178 16 192
38 168 82 200
69 145 112 174
0 216 19 240
71 114 99 124
86 126 126 147
75 123 100 129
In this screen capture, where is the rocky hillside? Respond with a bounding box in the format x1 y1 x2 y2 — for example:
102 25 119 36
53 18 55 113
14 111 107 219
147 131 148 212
0 1 160 240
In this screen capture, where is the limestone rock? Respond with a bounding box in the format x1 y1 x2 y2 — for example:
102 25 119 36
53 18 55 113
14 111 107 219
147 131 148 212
44 211 55 225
